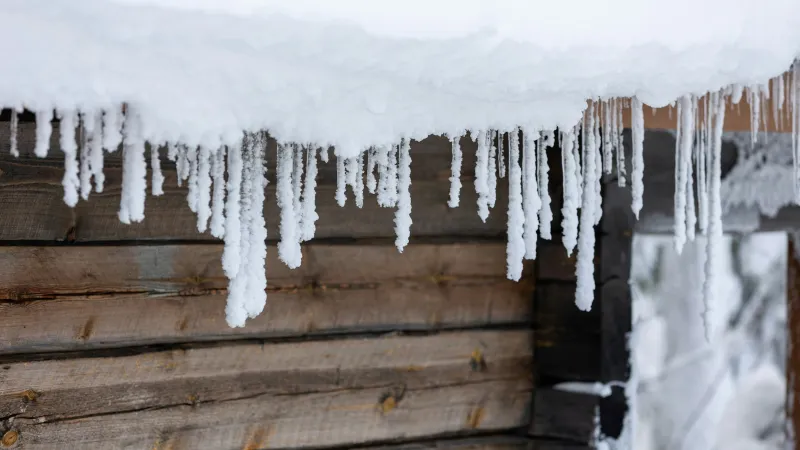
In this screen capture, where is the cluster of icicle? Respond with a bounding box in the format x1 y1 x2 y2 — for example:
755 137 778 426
5 63 799 328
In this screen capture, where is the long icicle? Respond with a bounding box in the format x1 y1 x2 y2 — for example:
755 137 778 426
196 145 212 233
448 134 462 208
522 128 540 259
497 131 506 179
697 97 709 234
278 144 301 268
614 99 626 187
336 153 347 207
210 145 227 238
355 151 365 208
631 97 645 218
488 131 498 209
59 109 80 207
119 108 146 224
222 137 244 280
300 145 319 242
366 147 378 194
9 109 18 157
703 91 726 341
475 130 490 222
395 138 412 252
88 110 104 193
243 132 267 320
506 128 525 280
151 145 165 196
673 96 692 253
561 129 579 256
538 133 552 240
576 106 598 312
78 114 92 200
292 143 305 226
685 99 697 243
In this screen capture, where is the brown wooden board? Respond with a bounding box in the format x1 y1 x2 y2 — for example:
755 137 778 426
530 389 597 446
0 331 532 449
0 243 534 354
0 123 508 242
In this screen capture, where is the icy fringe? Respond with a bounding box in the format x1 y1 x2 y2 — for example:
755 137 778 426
7 63 798 327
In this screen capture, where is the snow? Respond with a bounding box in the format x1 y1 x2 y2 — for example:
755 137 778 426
2 1 800 332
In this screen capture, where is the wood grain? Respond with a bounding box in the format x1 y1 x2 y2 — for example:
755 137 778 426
0 124 509 241
0 331 532 449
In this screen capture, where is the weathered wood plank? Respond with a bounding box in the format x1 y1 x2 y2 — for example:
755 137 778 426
0 243 530 297
0 282 531 354
364 436 534 450
6 379 530 450
0 331 532 420
0 124 508 241
0 331 532 449
0 243 533 353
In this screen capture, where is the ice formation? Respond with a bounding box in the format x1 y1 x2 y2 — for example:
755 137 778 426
2 1 800 326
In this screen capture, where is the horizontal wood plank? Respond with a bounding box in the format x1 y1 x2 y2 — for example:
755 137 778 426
0 331 532 449
530 389 597 445
0 243 533 353
0 124 509 241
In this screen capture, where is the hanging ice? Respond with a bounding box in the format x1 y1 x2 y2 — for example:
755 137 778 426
561 129 579 256
118 109 146 224
395 138 412 252
575 109 599 312
210 146 226 238
475 130 490 222
631 98 645 218
9 109 18 157
522 128 540 259
703 91 726 341
448 134 462 208
34 109 52 158
58 109 80 207
538 133 552 240
506 128 525 280
278 143 302 268
300 145 319 242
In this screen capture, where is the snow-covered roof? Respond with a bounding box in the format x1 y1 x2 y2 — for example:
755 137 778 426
2 0 800 329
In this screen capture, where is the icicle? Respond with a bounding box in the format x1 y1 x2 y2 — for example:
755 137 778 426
378 144 399 208
575 106 599 312
602 101 613 174
118 109 146 224
186 147 199 213
749 86 761 145
34 109 52 158
686 140 697 242
475 130 490 222
292 144 305 225
366 147 378 194
355 151 365 208
697 99 709 234
394 138 412 252
243 133 268 320
731 84 744 104
335 154 347 207
794 63 800 204
278 144 302 268
300 145 319 242
538 135 552 240
448 134 462 208
506 128 525 280
320 146 330 163
102 107 122 153
522 128 540 259
488 132 498 209
78 115 91 200
226 137 253 327
592 106 603 225
58 109 80 207
497 131 506 179
167 143 179 162
176 145 190 187
573 125 583 208
151 145 165 197
614 99 626 187
703 91 726 341
86 111 104 193
773 77 782 130
195 146 212 233
561 129 579 256
673 96 694 253
209 146 227 239
9 110 18 157
631 97 645 218
222 137 244 279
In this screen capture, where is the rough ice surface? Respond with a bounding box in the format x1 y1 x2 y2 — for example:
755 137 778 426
1 0 800 331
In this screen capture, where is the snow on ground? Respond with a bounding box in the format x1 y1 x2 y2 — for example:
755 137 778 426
2 1 800 329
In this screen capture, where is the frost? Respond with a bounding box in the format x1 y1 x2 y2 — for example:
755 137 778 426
335 154 347 207
222 138 243 279
497 131 506 179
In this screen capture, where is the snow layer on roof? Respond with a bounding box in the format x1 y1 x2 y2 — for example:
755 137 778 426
2 0 799 154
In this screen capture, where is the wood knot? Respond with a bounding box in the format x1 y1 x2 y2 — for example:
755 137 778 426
1 430 18 447
20 389 38 402
469 349 487 372
377 386 406 415
466 407 485 429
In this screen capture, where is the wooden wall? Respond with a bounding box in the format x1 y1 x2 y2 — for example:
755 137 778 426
0 120 602 449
